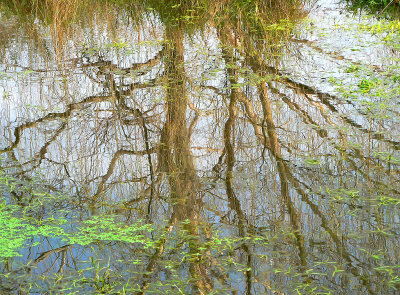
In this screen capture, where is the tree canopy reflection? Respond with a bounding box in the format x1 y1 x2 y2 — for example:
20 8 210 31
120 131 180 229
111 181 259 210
0 0 399 294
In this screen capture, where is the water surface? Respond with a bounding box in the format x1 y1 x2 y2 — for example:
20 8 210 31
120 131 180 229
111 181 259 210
0 0 399 294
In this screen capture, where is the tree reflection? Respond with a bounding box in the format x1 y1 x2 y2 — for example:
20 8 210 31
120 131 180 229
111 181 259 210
0 0 399 293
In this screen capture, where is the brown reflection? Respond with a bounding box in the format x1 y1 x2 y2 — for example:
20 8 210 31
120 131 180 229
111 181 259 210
214 9 310 289
137 27 214 294
1 0 400 294
222 49 253 294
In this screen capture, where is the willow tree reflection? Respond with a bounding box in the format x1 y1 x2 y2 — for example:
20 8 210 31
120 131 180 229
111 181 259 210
0 0 399 294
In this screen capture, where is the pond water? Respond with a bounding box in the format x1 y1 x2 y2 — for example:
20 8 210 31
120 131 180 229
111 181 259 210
0 0 399 294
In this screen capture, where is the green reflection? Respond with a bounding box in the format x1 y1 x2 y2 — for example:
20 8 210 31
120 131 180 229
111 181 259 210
0 0 399 294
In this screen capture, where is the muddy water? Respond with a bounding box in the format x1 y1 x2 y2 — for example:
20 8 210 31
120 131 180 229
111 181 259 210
0 0 399 294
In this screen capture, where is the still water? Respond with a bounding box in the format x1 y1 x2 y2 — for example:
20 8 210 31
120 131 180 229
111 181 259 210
0 0 399 294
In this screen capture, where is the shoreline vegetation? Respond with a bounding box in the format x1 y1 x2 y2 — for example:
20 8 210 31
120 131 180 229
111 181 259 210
0 0 399 294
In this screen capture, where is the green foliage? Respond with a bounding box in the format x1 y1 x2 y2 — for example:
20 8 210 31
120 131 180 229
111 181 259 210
343 0 400 18
0 204 32 257
358 78 375 92
0 203 155 258
0 203 66 258
66 216 154 246
0 0 399 293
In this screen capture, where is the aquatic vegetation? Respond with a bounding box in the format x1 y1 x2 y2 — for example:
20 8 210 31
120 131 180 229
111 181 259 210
342 0 400 18
0 0 399 293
